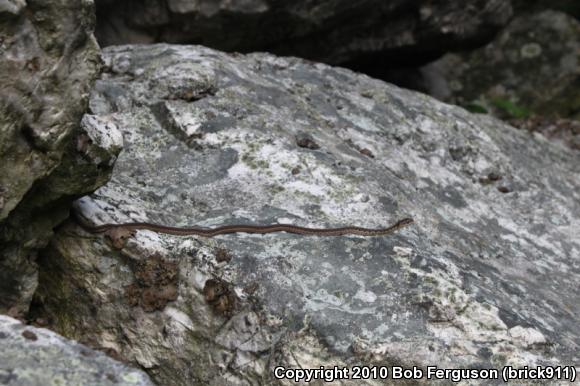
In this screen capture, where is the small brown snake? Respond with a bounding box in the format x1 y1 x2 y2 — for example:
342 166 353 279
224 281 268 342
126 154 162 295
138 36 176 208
73 211 414 237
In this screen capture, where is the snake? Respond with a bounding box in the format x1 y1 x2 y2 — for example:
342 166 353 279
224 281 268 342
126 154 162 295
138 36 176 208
73 210 414 237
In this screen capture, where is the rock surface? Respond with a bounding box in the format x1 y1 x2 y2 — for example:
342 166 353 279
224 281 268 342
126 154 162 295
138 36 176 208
0 0 112 316
36 44 580 385
513 0 580 20
421 11 580 120
509 116 580 151
94 0 512 72
0 315 153 386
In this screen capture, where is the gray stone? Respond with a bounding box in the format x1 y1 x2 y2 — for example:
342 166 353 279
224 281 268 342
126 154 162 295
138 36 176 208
0 0 109 316
421 11 580 120
94 0 512 70
37 44 579 385
0 0 25 15
0 315 153 386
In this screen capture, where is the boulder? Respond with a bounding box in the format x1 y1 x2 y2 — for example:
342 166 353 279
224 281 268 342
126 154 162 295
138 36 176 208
421 11 580 121
94 0 512 72
0 0 113 316
35 44 579 385
0 315 153 386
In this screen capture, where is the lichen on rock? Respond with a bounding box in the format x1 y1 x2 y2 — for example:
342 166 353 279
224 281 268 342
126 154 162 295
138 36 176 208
0 0 110 317
34 44 580 385
0 315 153 386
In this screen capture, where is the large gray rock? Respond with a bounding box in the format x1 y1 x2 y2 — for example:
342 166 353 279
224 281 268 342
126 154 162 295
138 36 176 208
36 44 579 385
94 0 512 71
421 11 580 120
0 0 113 316
0 315 153 386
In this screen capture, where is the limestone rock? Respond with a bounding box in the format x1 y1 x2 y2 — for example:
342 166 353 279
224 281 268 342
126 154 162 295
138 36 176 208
37 45 579 385
0 0 109 316
421 11 580 120
0 315 153 386
94 0 512 71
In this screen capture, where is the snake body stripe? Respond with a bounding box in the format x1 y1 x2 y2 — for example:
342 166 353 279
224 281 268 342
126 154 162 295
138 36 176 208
73 214 414 237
